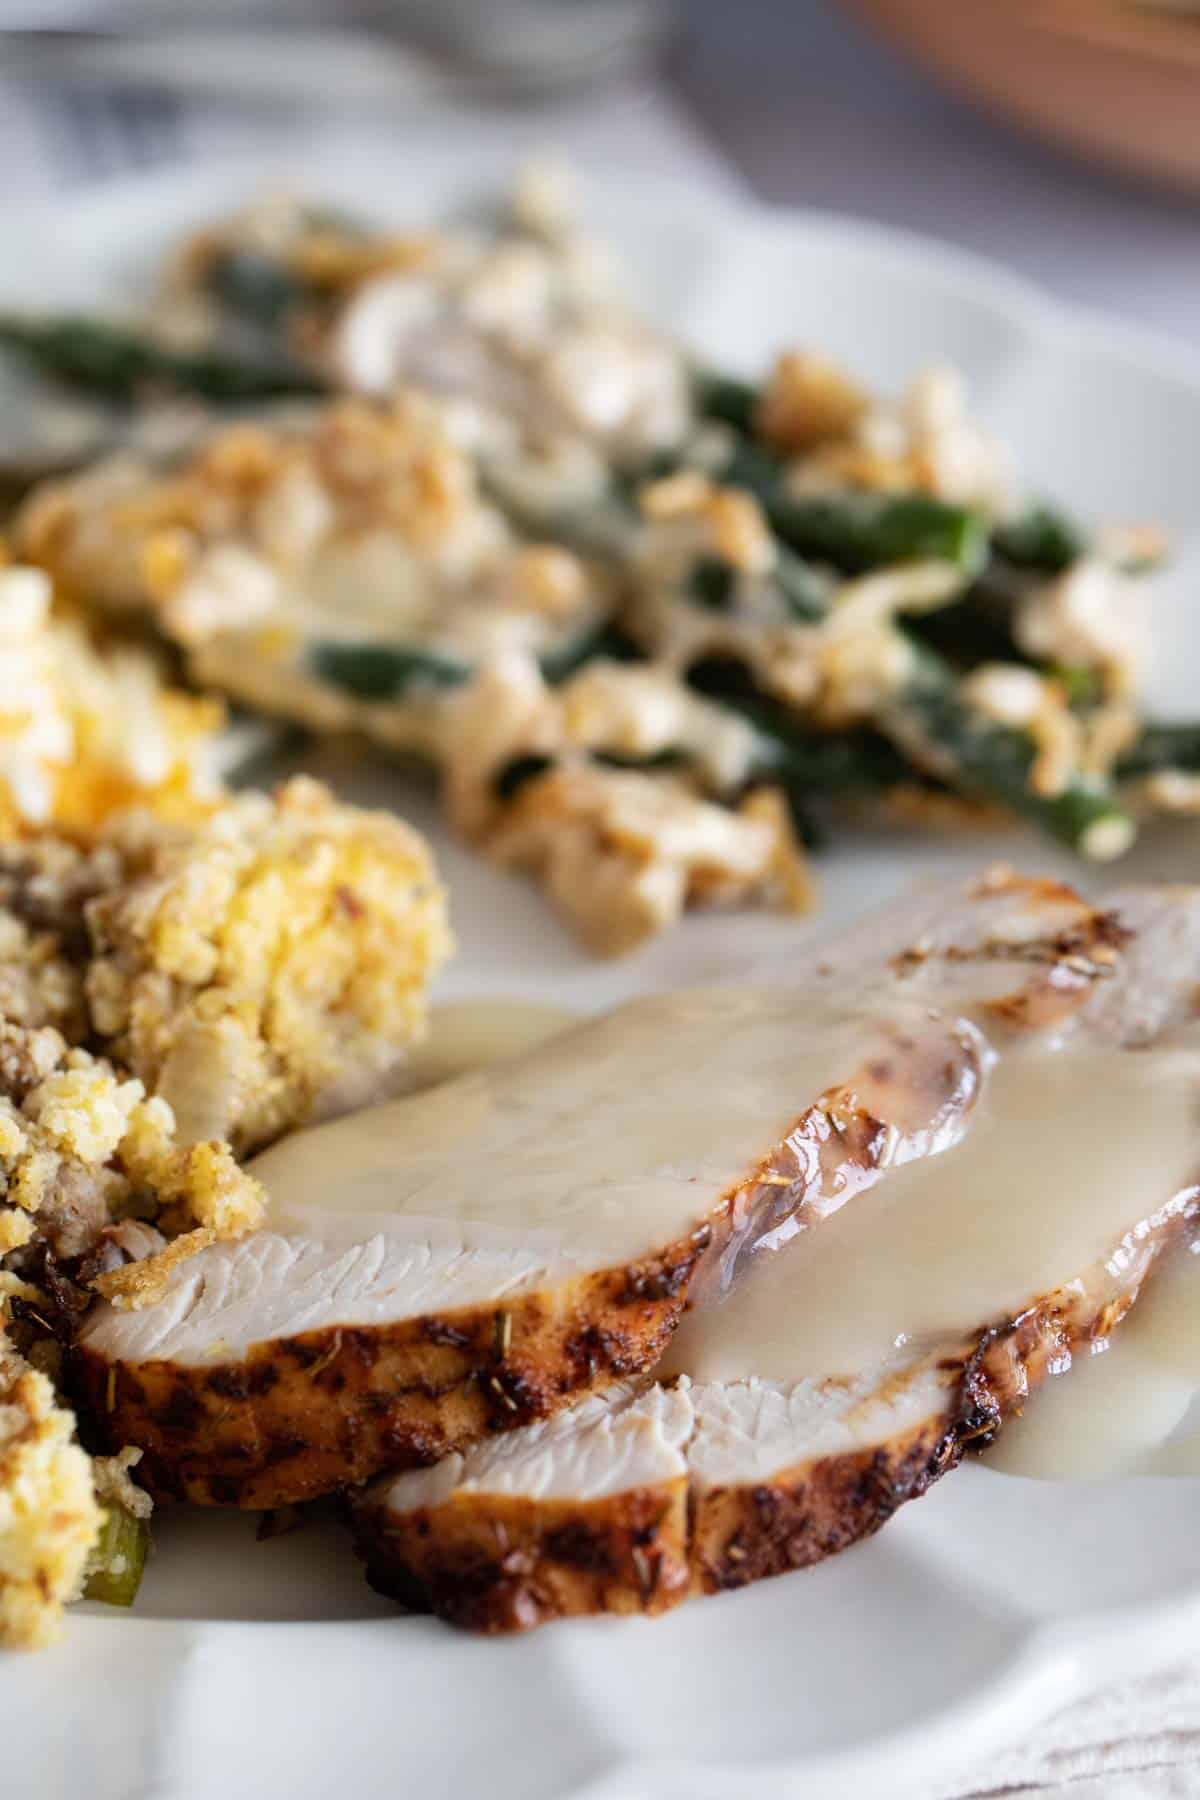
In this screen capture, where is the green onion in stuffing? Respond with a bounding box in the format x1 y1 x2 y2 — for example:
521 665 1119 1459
83 1506 149 1609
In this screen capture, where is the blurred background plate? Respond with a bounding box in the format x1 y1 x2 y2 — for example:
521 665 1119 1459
847 0 1200 193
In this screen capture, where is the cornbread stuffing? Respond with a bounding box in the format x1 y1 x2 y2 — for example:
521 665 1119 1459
0 1321 100 1650
0 678 448 1644
0 1016 263 1258
86 777 452 1151
0 765 451 1641
0 776 451 1156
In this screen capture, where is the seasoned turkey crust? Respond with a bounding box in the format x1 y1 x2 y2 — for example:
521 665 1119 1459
358 1385 694 1630
353 1191 1200 1631
75 1224 709 1507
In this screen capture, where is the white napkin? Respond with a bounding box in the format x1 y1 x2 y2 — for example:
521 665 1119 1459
939 1661 1200 1798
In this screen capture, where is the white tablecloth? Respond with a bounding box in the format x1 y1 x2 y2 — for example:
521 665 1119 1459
935 1663 1200 1798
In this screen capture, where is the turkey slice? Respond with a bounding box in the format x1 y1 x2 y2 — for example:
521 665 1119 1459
75 872 1121 1507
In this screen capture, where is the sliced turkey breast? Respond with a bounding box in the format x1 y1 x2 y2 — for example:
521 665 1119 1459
72 995 982 1506
351 886 1200 1631
73 872 1123 1507
354 1194 1194 1632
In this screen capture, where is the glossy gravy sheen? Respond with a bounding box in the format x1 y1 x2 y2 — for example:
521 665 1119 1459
250 987 980 1258
661 1043 1200 1385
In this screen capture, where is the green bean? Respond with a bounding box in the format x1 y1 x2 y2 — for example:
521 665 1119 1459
688 556 736 611
692 369 759 435
593 748 688 772
309 642 471 699
768 491 987 577
684 656 912 792
538 621 640 686
84 1506 149 1609
0 315 328 403
312 620 635 704
992 503 1087 574
674 402 989 576
309 640 474 694
696 368 1087 582
208 252 307 331
886 643 1136 859
903 593 1019 670
775 551 827 622
685 549 825 623
704 438 985 574
493 752 556 803
1118 723 1200 781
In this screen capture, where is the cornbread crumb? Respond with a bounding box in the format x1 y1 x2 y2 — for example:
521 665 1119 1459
91 1446 153 1521
0 1211 33 1252
93 1227 217 1310
756 350 868 454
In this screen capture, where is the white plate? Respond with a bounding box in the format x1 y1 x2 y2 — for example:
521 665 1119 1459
6 149 1200 1800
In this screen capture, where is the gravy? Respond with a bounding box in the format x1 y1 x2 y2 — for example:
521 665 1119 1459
251 988 982 1260
403 998 580 1093
987 1236 1200 1480
662 1043 1200 1386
